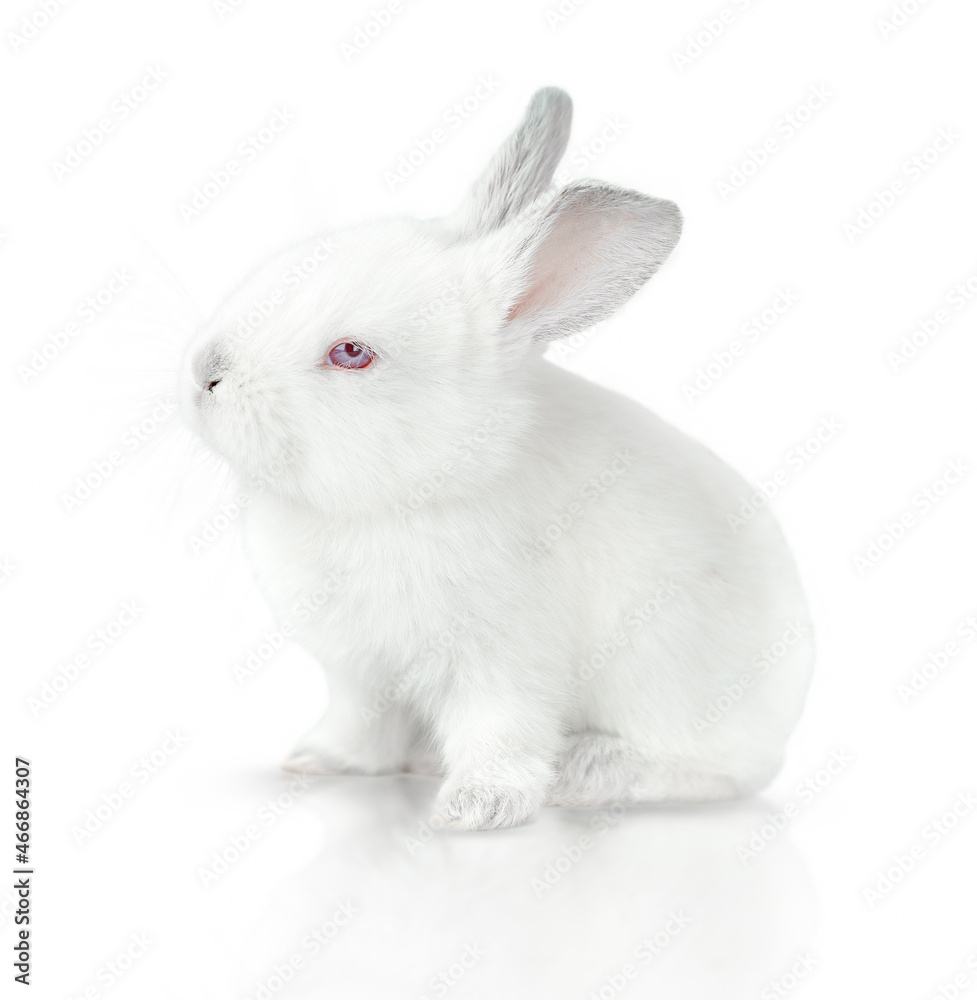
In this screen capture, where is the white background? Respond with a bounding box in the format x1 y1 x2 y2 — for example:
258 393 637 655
3 0 977 997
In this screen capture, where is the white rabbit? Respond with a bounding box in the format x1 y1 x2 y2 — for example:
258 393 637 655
181 88 813 830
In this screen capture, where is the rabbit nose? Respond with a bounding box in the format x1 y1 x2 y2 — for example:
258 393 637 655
193 344 229 388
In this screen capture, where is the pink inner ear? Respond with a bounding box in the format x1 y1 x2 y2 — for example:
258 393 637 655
506 272 561 322
505 206 623 325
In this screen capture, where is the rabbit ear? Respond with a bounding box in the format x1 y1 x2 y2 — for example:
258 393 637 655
449 87 572 240
499 181 682 342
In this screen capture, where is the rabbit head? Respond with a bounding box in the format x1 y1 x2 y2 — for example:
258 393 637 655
180 88 682 513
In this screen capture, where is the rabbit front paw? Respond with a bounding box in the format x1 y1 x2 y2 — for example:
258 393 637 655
436 781 544 831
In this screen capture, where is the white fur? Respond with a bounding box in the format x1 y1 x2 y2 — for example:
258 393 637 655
180 89 813 830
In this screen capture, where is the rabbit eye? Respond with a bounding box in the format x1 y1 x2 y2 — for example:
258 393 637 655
324 341 374 370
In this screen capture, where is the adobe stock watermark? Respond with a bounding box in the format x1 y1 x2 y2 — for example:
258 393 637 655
396 406 510 517
564 580 681 697
341 1 411 61
405 761 510 853
896 609 977 705
691 620 810 733
523 448 635 559
544 321 607 365
585 910 696 1000
863 790 977 907
7 0 72 54
198 774 315 888
384 76 501 191
231 570 346 683
726 415 844 533
682 287 799 402
672 0 761 73
887 268 977 371
0 889 19 929
178 107 296 222
70 731 190 846
717 85 831 201
361 612 471 726
544 0 590 28
877 0 936 40
382 279 462 357
61 398 176 514
212 0 250 19
237 901 357 1000
760 953 818 999
0 557 17 588
27 601 146 716
852 459 969 574
244 435 304 493
412 944 485 1000
530 803 627 897
187 492 250 555
67 932 152 1000
360 659 423 728
552 117 629 186
18 267 134 385
918 946 977 1000
736 750 854 863
225 237 338 345
52 66 168 180
843 127 961 244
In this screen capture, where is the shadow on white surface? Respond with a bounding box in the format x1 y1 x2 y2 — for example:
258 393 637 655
210 774 816 999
